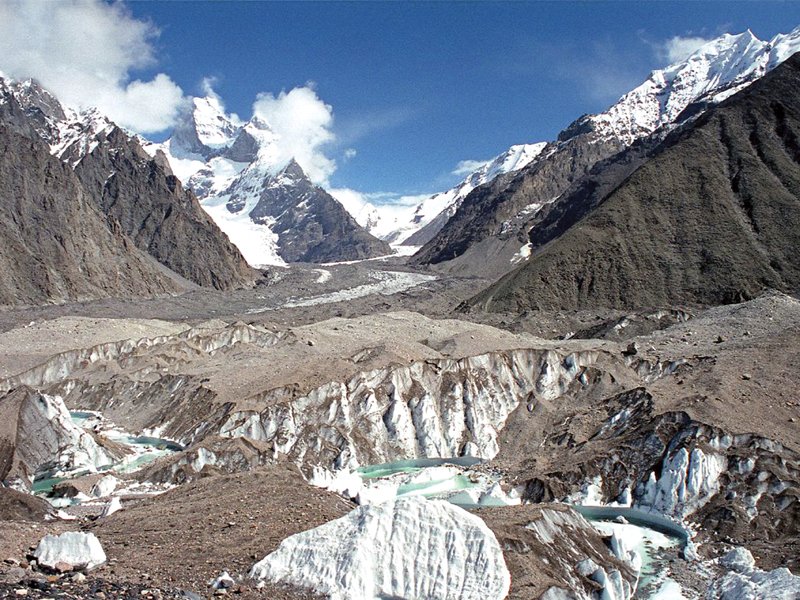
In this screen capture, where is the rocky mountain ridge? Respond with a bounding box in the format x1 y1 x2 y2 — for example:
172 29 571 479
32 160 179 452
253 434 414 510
412 26 800 276
146 98 392 266
0 76 256 304
468 52 800 311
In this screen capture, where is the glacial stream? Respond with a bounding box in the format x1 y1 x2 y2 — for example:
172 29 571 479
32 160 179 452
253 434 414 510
573 506 688 599
351 457 519 508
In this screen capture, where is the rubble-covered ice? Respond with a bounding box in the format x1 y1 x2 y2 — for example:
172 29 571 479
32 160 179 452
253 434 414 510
249 497 510 600
34 531 106 571
221 348 597 470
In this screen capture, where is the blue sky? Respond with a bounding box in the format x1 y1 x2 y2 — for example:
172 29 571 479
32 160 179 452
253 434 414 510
4 1 800 197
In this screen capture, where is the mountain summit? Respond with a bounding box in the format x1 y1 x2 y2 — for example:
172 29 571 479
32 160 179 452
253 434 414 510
412 26 800 275
0 76 256 305
147 100 391 266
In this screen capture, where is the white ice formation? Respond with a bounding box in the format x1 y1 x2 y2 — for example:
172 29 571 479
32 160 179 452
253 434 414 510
249 496 510 600
220 348 598 470
636 446 727 518
710 548 800 599
34 531 107 571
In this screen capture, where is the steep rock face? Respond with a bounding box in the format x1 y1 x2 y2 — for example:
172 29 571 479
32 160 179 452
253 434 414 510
169 95 239 159
0 124 186 306
413 27 800 275
0 76 256 296
469 53 800 311
412 136 623 272
249 497 511 600
249 160 391 263
73 127 256 290
337 142 548 248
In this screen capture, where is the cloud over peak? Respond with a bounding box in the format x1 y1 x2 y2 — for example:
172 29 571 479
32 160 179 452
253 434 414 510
253 86 337 185
656 35 715 64
0 0 185 133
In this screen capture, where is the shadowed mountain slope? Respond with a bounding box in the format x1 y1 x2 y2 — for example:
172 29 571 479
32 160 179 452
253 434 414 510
468 53 800 311
0 125 189 306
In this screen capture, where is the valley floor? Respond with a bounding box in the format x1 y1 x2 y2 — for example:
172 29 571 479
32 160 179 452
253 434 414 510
1 261 799 599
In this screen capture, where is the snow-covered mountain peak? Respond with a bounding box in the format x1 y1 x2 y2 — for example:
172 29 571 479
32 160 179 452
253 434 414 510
461 143 548 191
767 25 800 68
268 159 307 188
190 95 239 149
587 26 800 145
0 74 119 166
168 94 239 159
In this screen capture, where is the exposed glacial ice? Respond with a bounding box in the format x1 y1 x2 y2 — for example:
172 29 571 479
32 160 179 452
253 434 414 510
13 393 117 488
312 459 519 508
636 446 727 518
249 496 510 600
525 508 635 600
34 532 106 571
710 548 800 599
220 348 598 470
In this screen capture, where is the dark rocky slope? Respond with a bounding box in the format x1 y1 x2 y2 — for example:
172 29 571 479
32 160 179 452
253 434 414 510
73 127 256 290
410 130 627 274
249 160 392 263
0 125 187 306
468 53 800 311
0 77 256 300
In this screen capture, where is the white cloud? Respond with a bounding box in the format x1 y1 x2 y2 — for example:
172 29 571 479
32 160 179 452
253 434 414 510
657 36 714 64
344 148 357 160
0 0 185 133
253 86 336 185
452 159 491 177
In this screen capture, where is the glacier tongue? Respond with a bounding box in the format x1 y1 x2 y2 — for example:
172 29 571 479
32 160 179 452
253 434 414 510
249 496 510 600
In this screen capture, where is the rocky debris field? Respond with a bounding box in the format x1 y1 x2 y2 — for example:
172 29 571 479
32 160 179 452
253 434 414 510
1 269 799 599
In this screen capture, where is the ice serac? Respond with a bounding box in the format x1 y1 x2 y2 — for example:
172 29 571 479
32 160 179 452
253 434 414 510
249 497 510 600
637 446 726 518
413 26 800 275
0 388 118 489
219 348 597 471
710 548 800 599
